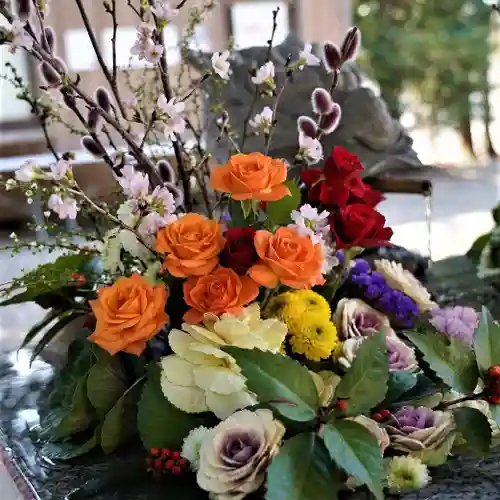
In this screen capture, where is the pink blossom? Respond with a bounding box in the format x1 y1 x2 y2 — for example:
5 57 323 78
49 159 71 180
150 1 179 22
138 211 176 238
47 194 79 219
144 41 165 64
8 19 33 53
118 165 150 199
151 185 176 213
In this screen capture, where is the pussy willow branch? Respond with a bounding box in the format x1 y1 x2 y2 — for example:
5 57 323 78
74 0 127 119
240 7 280 151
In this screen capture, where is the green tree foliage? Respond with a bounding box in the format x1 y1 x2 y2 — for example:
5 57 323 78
353 0 498 157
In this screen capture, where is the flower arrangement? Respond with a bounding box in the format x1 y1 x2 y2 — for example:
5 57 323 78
2 1 500 499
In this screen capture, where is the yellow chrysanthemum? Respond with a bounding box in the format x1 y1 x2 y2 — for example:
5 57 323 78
288 316 339 362
290 290 331 319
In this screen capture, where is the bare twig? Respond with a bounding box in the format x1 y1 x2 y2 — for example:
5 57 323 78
74 0 127 118
180 73 211 102
110 0 118 84
175 0 189 9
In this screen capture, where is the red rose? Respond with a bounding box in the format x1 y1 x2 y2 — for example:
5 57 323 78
221 227 259 275
330 203 393 249
301 147 367 207
349 184 386 207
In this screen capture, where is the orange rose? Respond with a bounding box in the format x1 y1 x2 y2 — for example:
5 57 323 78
89 274 168 355
249 228 325 289
155 213 225 277
211 152 291 201
183 267 259 324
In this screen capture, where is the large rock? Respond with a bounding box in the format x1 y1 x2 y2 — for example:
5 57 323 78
188 35 421 176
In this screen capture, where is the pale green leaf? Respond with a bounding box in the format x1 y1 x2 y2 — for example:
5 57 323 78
266 181 302 225
474 307 500 376
412 433 456 466
453 407 492 456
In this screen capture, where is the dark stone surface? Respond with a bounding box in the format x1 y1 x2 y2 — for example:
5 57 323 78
2 254 500 499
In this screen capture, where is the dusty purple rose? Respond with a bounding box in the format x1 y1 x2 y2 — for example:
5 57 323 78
385 406 454 452
387 338 418 372
430 306 479 345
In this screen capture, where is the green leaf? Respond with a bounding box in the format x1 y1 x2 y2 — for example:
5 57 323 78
322 420 384 500
403 329 479 394
39 429 99 460
100 376 144 454
87 352 128 417
241 199 254 218
227 198 246 228
334 332 388 416
137 364 205 449
467 233 491 264
30 311 86 365
19 308 64 351
266 181 301 225
225 348 319 421
393 373 440 407
56 374 96 438
265 433 340 500
0 254 93 306
452 407 492 456
474 307 500 376
411 433 456 466
383 371 418 406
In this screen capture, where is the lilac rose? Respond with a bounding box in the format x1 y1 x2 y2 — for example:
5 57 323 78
430 306 479 346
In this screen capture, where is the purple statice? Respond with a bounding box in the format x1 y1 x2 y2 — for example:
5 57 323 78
430 306 479 346
349 259 419 327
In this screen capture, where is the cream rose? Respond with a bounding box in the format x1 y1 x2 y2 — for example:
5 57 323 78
197 409 285 500
374 259 437 312
333 298 396 340
348 415 390 453
310 370 341 407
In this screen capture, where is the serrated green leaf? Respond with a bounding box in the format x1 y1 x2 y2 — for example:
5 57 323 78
266 181 301 226
30 311 86 365
241 199 253 218
411 433 456 466
265 433 340 500
56 374 95 438
100 376 144 454
87 352 128 417
403 330 479 394
137 364 205 449
225 348 319 421
452 407 492 456
383 371 418 406
322 421 384 500
334 332 388 416
392 374 441 407
474 307 500 376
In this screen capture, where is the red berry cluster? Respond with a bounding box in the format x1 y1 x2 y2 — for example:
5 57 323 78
146 448 188 476
71 273 87 287
335 399 348 413
372 409 391 422
487 366 500 404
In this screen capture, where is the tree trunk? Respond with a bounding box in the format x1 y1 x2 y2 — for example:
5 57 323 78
483 89 499 158
458 111 476 158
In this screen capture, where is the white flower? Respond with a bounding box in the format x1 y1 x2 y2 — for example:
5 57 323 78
251 61 275 87
15 160 38 182
151 185 176 214
117 199 139 226
101 229 123 272
197 409 285 500
298 43 321 69
8 20 33 53
47 194 79 220
150 1 179 22
182 426 211 471
137 211 171 238
163 114 186 141
158 95 185 117
386 456 431 492
298 133 323 165
249 106 274 135
211 50 231 80
118 165 150 199
49 159 71 180
144 41 164 64
118 229 153 262
374 259 437 312
157 95 186 141
290 204 330 239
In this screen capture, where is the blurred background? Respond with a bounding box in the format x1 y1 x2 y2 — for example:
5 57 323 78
0 0 499 349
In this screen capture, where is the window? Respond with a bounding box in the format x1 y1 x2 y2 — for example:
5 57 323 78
64 29 98 72
229 1 293 49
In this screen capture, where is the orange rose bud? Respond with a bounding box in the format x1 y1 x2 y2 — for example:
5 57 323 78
183 267 259 324
249 227 325 289
210 152 291 202
89 274 168 356
155 213 225 278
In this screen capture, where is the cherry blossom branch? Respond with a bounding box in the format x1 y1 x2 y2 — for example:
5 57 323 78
179 72 211 102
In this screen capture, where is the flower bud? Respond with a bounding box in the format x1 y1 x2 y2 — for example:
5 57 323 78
318 104 341 135
157 160 176 183
297 116 318 139
341 26 361 63
15 0 32 22
95 87 113 113
165 182 183 207
53 57 68 73
82 136 105 158
311 88 334 115
322 41 341 73
41 26 56 54
39 62 61 86
87 108 102 132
